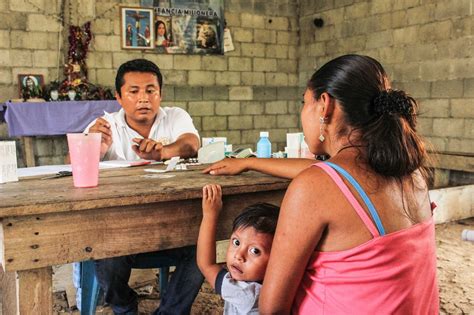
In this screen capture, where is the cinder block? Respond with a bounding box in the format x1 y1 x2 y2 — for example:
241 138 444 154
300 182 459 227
27 14 61 32
225 12 240 27
215 71 240 85
277 87 299 100
393 26 418 45
188 71 216 86
253 87 276 101
112 52 142 68
464 119 473 139
146 54 174 70
265 45 288 59
161 70 186 85
240 43 265 57
215 101 240 115
241 72 265 86
202 56 227 71
392 81 431 99
232 28 253 43
228 57 252 71
344 2 369 19
88 52 113 69
93 35 114 52
33 50 58 67
0 85 16 102
203 87 228 101
265 73 288 86
277 114 299 128
254 29 276 44
188 101 214 116
8 49 32 67
419 99 450 117
432 80 464 98
241 102 264 115
0 30 10 48
417 117 434 136
11 31 49 49
174 55 201 70
229 115 253 130
240 13 265 29
370 0 392 14
265 17 289 31
254 115 277 129
419 60 450 81
217 130 241 145
418 21 452 43
407 5 434 26
464 79 474 97
93 18 113 35
229 86 253 100
450 99 474 118
0 68 11 84
253 58 277 72
161 86 174 102
266 101 287 114
96 69 116 87
241 130 261 145
0 12 27 30
10 0 42 12
391 10 407 29
202 116 227 131
433 118 465 137
174 87 202 101
435 0 471 20
366 30 392 49
447 138 474 154
35 137 54 157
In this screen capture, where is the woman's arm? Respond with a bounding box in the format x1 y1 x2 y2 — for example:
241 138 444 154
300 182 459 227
203 157 316 179
259 168 329 314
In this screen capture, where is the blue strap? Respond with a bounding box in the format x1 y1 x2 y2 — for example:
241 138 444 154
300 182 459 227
324 161 386 236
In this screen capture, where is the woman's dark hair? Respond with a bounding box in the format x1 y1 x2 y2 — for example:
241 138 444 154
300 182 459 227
232 203 280 235
115 59 163 97
307 54 430 180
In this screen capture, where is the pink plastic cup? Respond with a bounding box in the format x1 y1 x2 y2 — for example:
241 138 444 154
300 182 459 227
67 133 101 188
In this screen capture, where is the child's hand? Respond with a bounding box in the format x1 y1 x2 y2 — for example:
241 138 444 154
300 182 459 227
202 184 223 218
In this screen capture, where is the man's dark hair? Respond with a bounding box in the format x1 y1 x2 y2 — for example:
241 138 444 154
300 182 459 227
232 203 280 235
115 59 163 97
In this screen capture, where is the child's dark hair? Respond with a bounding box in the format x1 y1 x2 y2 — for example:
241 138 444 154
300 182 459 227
232 203 280 235
115 59 163 97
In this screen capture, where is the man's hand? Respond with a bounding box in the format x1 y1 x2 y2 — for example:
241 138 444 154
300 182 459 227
89 117 112 159
202 184 222 219
132 138 165 161
202 158 249 175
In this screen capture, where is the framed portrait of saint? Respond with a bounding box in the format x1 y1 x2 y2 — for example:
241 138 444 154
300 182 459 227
120 6 155 50
17 74 44 100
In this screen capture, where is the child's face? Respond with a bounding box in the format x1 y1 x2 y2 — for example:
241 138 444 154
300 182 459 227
226 226 273 282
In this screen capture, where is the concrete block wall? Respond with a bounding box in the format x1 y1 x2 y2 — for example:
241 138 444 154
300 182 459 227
298 0 474 156
0 0 301 166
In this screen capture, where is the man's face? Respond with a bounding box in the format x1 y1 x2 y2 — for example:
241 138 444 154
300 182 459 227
116 71 161 125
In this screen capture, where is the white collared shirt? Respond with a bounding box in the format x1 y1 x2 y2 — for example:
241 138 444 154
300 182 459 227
84 107 199 161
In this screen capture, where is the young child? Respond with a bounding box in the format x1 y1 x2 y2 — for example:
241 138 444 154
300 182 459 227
197 184 280 314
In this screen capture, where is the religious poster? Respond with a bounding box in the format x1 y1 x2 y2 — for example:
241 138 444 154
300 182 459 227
120 7 155 50
141 0 224 55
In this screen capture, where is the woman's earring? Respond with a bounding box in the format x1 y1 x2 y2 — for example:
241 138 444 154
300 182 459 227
319 117 326 142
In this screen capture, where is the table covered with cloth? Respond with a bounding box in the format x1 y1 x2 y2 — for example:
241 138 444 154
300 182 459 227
4 100 121 137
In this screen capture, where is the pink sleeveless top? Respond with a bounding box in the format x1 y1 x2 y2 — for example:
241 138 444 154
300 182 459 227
292 162 439 315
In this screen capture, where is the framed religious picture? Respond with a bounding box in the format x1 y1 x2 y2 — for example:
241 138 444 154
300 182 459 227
140 0 225 55
120 6 155 50
17 74 44 100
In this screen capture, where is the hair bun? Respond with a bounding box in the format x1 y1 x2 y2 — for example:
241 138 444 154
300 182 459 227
370 89 414 118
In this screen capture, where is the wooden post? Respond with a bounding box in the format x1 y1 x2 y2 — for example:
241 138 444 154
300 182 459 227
17 267 53 315
0 266 18 315
0 266 53 315
22 136 36 167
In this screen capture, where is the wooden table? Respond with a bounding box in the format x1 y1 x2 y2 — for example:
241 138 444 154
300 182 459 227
0 165 289 314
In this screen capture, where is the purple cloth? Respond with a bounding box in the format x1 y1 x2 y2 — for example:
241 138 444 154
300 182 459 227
5 100 121 136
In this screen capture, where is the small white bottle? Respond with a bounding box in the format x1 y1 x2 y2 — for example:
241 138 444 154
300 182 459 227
256 131 272 158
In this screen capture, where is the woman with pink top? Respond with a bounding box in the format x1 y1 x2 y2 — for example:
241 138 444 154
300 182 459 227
204 54 439 314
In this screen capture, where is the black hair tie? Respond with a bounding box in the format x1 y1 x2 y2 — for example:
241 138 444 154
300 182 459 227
370 89 414 119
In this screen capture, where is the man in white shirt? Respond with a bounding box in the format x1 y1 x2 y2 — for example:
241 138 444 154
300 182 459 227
83 59 203 315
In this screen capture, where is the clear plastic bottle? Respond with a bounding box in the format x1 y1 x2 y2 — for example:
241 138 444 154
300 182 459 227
257 131 272 158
